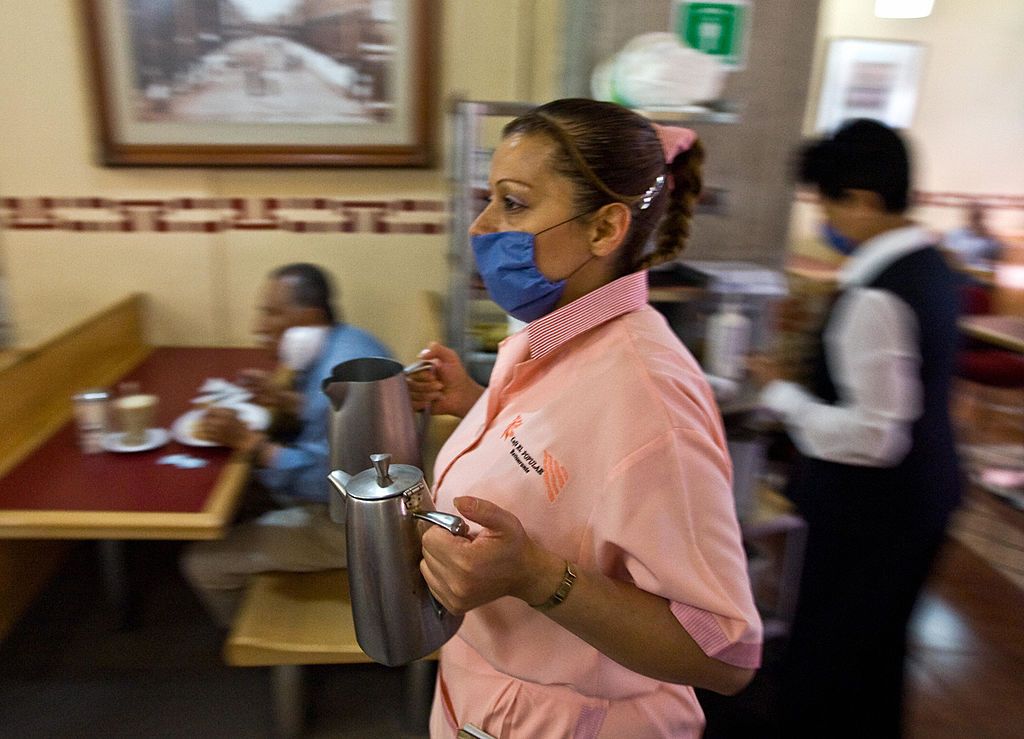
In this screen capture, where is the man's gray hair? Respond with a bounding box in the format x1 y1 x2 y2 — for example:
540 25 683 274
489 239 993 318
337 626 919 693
271 263 338 323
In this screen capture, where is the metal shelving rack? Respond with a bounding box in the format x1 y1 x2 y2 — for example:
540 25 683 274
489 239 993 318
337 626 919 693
446 99 741 384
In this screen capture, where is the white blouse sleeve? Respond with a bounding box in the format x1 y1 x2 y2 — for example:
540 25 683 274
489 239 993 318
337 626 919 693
760 288 923 467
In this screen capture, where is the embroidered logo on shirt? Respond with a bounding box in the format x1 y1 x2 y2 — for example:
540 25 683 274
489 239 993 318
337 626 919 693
542 450 569 502
502 415 523 440
500 417 568 502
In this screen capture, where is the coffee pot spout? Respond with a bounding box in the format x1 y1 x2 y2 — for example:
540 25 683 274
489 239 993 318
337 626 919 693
327 469 353 524
328 469 352 496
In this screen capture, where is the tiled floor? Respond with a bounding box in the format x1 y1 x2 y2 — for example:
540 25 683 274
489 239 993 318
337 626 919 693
0 499 1021 737
905 531 1024 739
700 518 1024 738
950 484 1024 590
0 541 426 738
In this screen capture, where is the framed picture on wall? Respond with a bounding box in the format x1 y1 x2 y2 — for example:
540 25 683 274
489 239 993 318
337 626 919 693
814 38 925 133
81 0 436 167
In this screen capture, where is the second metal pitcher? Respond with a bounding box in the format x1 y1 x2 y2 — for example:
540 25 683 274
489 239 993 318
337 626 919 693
328 453 468 666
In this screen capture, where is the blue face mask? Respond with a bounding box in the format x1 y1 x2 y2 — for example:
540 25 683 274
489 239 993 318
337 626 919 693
820 223 858 256
471 215 591 323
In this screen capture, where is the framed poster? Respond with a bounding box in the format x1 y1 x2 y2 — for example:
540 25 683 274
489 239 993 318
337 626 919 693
814 37 925 133
82 0 437 167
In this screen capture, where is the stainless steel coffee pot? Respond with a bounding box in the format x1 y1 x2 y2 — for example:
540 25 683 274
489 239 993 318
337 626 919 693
321 356 426 523
328 453 468 667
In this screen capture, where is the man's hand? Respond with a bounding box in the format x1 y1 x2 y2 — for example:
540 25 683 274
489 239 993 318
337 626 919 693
237 368 302 416
237 369 280 405
195 407 261 453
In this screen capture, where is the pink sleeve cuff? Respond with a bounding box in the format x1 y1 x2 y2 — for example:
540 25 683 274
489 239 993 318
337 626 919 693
670 601 763 669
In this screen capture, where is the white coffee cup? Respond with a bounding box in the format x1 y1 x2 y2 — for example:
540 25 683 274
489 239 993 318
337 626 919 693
114 393 158 446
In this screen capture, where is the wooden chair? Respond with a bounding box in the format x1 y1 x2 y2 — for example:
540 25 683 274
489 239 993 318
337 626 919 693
225 569 436 737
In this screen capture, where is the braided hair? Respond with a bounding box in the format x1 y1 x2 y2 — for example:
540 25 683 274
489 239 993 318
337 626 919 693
502 99 704 273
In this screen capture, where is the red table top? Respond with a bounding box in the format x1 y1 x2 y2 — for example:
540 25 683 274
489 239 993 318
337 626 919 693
0 347 271 518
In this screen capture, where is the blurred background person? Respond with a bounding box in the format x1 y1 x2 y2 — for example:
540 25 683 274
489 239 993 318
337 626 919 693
182 262 390 627
748 119 963 738
943 200 1004 271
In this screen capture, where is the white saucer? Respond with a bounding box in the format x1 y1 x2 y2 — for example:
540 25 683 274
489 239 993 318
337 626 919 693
171 403 271 447
102 428 171 453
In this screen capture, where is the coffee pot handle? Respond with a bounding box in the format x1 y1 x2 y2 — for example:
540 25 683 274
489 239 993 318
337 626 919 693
413 510 469 537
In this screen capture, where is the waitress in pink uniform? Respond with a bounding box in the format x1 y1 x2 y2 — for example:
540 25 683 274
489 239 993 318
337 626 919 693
408 99 761 738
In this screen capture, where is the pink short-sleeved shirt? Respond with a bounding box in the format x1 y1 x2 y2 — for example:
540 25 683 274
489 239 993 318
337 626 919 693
430 272 762 738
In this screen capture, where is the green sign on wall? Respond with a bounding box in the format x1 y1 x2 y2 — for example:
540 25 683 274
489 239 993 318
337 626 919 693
673 1 750 69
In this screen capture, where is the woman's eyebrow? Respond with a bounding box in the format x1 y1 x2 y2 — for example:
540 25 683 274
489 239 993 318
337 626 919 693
494 178 532 189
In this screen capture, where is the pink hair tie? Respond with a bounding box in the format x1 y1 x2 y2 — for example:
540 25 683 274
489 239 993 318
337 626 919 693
653 123 698 164
649 123 698 194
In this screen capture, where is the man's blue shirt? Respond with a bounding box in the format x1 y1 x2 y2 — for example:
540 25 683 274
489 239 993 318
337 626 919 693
257 323 391 502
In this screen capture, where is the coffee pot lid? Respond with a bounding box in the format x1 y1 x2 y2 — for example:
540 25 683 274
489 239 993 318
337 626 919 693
344 453 425 501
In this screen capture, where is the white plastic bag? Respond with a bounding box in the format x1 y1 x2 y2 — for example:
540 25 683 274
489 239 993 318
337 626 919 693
591 32 727 108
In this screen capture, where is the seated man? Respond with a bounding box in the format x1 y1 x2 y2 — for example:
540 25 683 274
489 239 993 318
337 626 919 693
181 263 390 627
943 200 1004 270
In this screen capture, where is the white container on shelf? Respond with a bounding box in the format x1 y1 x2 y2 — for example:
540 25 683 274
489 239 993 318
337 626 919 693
705 293 751 381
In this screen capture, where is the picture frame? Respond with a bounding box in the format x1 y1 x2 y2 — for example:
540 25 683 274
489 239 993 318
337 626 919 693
814 37 925 133
81 0 437 167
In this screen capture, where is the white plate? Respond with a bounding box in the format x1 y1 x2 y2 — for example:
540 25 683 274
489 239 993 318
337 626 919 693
191 390 252 406
171 403 272 447
102 428 171 453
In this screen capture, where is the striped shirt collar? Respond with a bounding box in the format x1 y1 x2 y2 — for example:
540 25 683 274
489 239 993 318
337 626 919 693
526 270 649 359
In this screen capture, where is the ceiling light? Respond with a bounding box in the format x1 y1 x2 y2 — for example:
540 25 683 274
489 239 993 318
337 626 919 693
875 0 934 18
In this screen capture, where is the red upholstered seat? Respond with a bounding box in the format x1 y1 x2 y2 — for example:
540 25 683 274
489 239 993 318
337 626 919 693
956 280 1024 388
956 349 1024 388
960 282 993 316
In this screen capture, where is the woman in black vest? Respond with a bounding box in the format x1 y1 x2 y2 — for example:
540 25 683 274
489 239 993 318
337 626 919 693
749 119 963 737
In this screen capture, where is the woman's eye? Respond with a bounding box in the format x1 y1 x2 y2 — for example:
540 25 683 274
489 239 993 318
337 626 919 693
502 196 526 212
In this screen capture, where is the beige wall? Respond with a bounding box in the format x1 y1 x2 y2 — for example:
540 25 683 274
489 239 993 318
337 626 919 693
791 0 1024 254
0 0 563 360
3 1 1020 348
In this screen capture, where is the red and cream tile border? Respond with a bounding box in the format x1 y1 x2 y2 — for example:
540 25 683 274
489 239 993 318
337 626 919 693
2 191 1020 235
0 197 448 234
796 190 1024 210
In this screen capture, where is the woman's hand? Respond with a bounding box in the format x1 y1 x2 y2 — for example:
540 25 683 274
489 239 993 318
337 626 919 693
419 496 564 615
746 353 787 390
420 495 756 694
406 342 484 418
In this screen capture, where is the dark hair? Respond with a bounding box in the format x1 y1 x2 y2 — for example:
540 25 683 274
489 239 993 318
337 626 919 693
270 263 338 323
797 118 911 213
502 98 704 272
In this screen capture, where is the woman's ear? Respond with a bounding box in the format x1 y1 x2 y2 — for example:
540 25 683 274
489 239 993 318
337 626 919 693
588 202 632 257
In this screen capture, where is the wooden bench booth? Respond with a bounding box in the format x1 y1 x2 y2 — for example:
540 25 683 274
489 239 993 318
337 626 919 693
0 294 150 641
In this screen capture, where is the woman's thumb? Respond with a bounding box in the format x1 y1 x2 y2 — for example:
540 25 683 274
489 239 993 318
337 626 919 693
424 341 458 363
454 496 512 532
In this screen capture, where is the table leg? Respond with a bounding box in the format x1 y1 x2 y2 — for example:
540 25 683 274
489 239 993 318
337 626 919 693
271 664 306 738
97 539 139 629
775 521 808 633
402 659 437 734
